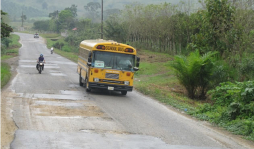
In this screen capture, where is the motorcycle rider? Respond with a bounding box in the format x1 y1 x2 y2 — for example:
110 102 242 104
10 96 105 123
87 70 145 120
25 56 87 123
37 54 45 70
51 47 54 54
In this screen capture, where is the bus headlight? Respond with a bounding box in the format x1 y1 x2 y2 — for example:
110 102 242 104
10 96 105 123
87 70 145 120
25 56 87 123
124 81 129 85
94 78 99 82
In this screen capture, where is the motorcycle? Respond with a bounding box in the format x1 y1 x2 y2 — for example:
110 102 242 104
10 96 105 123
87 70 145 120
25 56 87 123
37 61 44 74
51 50 53 54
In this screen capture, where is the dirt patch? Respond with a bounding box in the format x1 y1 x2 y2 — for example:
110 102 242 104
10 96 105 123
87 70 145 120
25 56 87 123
5 53 18 57
27 98 105 117
137 50 172 63
8 45 20 49
1 91 19 149
81 129 132 135
32 104 104 117
1 56 19 71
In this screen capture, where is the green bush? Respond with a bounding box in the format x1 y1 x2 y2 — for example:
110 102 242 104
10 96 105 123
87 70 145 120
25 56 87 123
194 81 254 139
208 81 254 120
1 44 7 54
1 37 12 48
239 57 254 81
62 46 71 52
53 42 64 50
210 60 237 87
221 119 254 137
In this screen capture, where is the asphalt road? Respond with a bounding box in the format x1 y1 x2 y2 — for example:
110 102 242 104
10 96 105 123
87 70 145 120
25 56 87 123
4 32 253 149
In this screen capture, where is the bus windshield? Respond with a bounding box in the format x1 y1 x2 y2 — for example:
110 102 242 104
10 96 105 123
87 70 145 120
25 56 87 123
92 51 135 71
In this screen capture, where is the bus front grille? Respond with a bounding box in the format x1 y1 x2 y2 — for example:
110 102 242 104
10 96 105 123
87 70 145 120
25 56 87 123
100 79 123 84
105 73 119 79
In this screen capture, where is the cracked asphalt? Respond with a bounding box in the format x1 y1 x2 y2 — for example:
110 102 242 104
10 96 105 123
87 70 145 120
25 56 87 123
1 32 254 149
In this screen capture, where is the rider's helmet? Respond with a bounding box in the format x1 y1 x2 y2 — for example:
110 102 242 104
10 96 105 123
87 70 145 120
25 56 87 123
40 54 43 57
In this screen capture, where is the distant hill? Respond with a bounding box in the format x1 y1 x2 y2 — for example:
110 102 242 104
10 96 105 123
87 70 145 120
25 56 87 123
2 0 48 20
2 0 199 20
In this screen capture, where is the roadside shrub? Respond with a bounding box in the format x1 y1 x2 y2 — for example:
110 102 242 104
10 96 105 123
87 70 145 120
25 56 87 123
210 60 236 88
208 82 239 106
53 42 64 50
194 81 254 139
208 81 254 120
170 50 218 99
62 46 71 52
239 57 254 81
1 44 7 54
223 119 254 136
1 37 12 48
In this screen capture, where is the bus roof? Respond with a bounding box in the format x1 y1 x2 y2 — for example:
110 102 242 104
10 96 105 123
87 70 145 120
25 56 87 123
80 39 117 48
80 39 136 55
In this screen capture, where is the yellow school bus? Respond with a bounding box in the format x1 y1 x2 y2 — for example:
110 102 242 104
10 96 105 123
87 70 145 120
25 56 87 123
77 39 140 95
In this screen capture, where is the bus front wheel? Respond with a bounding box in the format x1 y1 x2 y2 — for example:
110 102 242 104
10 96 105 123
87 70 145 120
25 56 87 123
85 77 91 92
121 91 127 95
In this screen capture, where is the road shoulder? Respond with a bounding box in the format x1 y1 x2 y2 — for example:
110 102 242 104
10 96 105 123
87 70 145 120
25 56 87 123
1 56 19 149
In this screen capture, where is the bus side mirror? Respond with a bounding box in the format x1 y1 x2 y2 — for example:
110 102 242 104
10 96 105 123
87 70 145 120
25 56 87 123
136 62 139 67
88 52 92 57
133 67 139 71
137 57 140 62
88 57 92 62
87 62 91 66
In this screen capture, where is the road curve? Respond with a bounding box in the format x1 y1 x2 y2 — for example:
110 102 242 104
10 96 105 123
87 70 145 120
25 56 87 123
3 32 253 149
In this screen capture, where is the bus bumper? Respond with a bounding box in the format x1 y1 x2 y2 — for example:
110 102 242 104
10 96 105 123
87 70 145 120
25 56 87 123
89 83 133 91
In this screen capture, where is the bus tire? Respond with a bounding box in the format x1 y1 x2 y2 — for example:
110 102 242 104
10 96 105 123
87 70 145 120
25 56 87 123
121 91 127 95
85 77 91 92
79 73 83 86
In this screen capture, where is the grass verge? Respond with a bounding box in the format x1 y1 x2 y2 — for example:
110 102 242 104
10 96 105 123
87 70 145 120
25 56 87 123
134 49 200 114
41 34 78 62
1 63 11 88
9 34 22 48
1 34 22 88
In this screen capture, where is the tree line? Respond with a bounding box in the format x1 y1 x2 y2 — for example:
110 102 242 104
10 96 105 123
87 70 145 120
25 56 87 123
1 10 14 54
33 2 120 32
105 0 254 57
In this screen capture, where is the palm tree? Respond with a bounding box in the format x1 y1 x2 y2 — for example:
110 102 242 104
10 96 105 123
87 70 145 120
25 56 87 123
171 50 218 99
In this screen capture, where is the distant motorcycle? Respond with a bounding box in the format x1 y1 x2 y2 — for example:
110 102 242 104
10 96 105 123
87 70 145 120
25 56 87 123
50 47 54 54
37 61 44 74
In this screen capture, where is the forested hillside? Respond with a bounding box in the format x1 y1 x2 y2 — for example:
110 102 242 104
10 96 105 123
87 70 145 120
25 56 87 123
1 0 47 19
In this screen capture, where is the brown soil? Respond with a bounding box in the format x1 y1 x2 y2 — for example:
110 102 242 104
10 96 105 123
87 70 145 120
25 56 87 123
137 50 172 63
31 101 104 117
1 91 19 149
8 45 20 49
5 53 18 57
